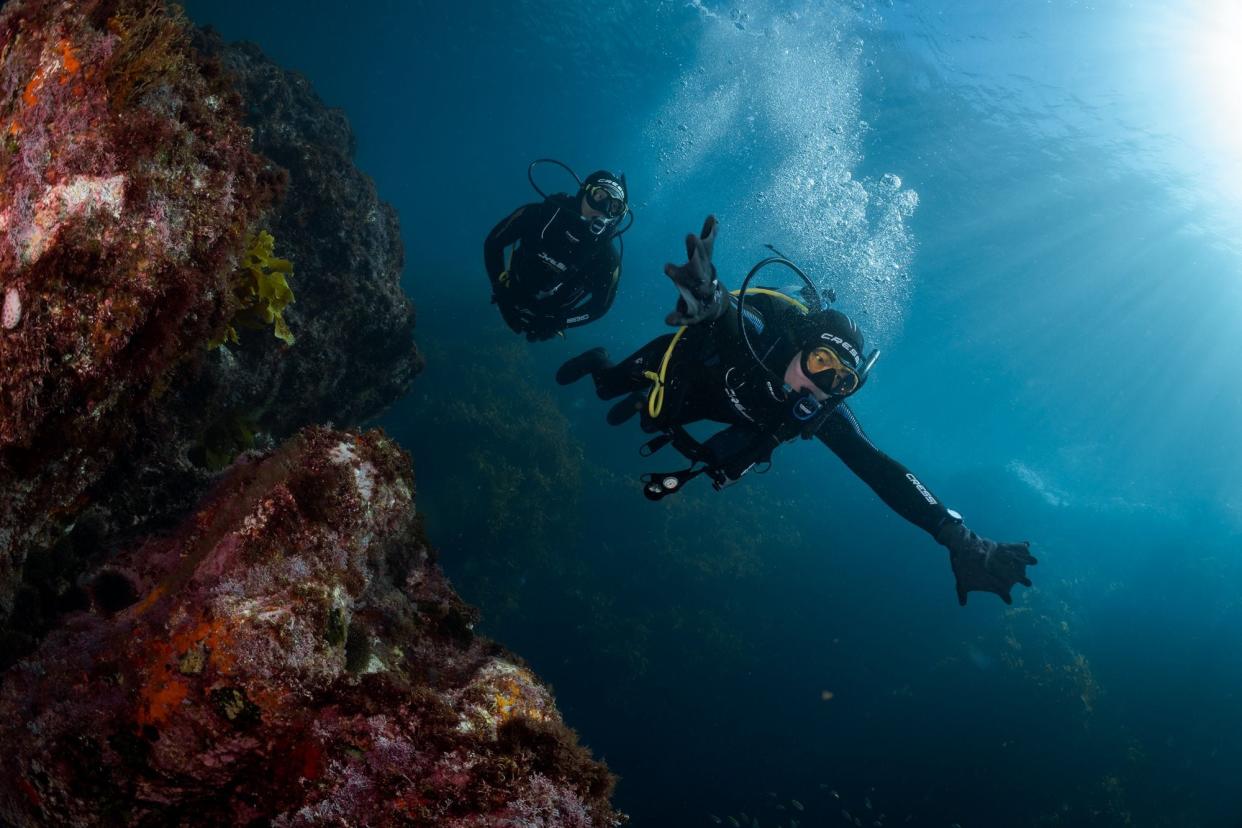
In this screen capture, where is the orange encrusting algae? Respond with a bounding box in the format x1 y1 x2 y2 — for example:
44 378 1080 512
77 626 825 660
22 66 45 106
58 40 80 81
492 671 549 725
136 616 242 726
137 669 189 726
10 42 82 134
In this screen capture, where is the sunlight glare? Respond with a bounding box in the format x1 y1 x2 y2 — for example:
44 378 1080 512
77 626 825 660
1179 1 1242 188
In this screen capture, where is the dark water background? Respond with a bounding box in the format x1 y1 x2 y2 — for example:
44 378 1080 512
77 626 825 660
185 1 1242 825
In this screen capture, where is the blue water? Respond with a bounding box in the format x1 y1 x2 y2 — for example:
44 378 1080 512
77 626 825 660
187 2 1242 825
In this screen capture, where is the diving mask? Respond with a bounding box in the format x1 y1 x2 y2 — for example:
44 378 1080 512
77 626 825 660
585 182 627 219
801 345 862 396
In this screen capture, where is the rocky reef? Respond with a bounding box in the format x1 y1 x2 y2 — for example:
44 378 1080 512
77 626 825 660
0 0 618 823
0 426 619 827
0 0 276 614
192 27 422 434
0 0 421 663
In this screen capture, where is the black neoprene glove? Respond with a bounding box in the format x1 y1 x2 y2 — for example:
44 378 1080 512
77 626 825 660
663 215 728 326
491 292 527 335
524 316 563 342
936 521 1037 606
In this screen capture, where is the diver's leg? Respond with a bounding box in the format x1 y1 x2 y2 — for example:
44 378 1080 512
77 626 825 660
557 336 673 399
556 347 612 386
606 392 645 425
589 334 675 400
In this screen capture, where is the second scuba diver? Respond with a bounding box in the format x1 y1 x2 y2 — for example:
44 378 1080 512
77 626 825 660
556 215 1037 607
484 165 628 341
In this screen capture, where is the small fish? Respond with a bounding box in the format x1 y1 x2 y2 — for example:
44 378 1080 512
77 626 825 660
865 797 872 810
790 799 804 812
727 818 740 827
843 810 852 822
776 804 786 811
708 817 721 825
831 790 841 800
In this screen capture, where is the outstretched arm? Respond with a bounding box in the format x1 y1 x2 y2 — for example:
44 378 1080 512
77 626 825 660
817 404 1036 605
817 404 953 534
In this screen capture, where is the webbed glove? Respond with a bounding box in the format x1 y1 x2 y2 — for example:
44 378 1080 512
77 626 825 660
936 521 1037 606
663 215 728 326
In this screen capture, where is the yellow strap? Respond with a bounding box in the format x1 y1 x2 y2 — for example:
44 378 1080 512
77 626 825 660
645 288 808 419
742 287 808 313
644 326 686 419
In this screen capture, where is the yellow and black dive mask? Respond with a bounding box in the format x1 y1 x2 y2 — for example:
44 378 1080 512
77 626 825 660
801 344 862 397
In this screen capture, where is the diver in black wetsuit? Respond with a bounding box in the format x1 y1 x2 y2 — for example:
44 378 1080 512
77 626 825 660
557 215 1037 607
484 170 627 341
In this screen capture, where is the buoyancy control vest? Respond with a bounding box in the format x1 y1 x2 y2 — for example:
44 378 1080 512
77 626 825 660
504 195 615 310
638 289 842 500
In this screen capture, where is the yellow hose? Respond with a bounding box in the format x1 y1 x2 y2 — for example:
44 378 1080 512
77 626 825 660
645 288 808 419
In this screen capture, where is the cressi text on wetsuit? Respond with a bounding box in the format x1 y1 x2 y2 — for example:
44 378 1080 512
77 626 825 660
484 194 621 338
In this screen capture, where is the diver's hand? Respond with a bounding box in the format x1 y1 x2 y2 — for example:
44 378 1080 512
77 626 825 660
495 297 528 335
664 215 727 326
525 316 563 342
936 521 1037 606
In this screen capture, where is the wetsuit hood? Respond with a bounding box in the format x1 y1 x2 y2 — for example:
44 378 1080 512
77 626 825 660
792 308 865 371
579 170 628 209
578 170 628 237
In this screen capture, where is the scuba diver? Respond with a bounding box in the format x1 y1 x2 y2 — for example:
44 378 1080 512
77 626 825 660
484 161 630 342
556 215 1037 607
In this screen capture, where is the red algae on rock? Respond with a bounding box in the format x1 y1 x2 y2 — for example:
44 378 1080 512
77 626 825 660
0 0 278 612
0 427 624 827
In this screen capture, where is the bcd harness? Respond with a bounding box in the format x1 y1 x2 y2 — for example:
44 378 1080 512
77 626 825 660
497 198 620 336
638 288 840 501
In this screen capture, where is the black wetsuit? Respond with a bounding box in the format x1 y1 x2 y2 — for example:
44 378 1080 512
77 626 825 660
591 294 955 536
483 194 621 339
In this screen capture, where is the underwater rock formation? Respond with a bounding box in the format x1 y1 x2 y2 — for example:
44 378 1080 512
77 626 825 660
0 426 621 827
196 28 422 430
0 5 616 823
0 0 275 615
0 0 420 658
